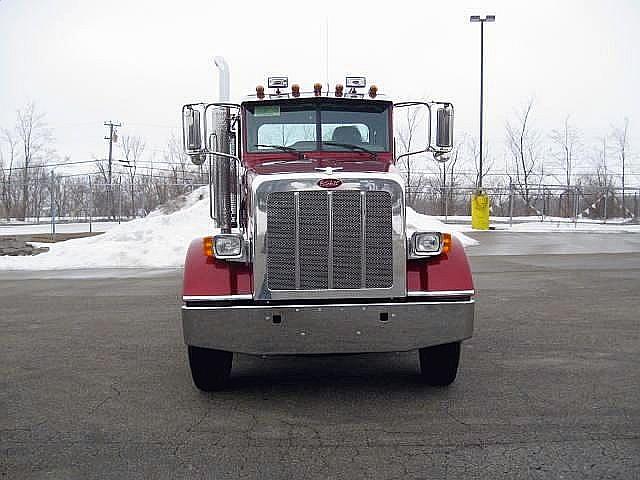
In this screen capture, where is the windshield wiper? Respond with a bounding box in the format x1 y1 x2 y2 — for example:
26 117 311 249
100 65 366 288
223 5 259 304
254 144 303 159
321 141 377 159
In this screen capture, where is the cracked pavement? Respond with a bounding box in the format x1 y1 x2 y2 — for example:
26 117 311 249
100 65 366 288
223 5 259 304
2 233 639 478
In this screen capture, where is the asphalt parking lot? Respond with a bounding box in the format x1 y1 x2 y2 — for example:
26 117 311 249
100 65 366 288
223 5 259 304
2 232 639 479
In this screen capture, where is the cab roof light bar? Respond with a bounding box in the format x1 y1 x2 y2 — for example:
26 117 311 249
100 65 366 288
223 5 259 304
267 76 289 98
345 76 366 97
268 76 288 88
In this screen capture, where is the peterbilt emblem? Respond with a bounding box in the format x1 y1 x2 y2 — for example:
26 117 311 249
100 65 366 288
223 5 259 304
318 178 342 188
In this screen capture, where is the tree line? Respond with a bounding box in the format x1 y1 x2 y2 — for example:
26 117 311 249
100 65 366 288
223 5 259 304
1 101 636 222
0 103 207 222
396 98 635 217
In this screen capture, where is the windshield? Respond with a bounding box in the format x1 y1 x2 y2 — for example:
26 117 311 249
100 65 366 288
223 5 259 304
245 100 390 153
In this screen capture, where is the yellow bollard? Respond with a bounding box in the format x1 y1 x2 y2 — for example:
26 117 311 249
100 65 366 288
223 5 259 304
471 192 490 230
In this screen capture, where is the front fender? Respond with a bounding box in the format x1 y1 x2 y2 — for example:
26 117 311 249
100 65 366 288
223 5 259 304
182 238 252 298
407 236 474 293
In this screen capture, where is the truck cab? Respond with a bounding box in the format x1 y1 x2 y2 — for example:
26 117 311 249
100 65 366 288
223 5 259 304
181 72 474 391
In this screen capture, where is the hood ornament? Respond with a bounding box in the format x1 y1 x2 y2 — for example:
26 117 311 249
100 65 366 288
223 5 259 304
314 166 343 175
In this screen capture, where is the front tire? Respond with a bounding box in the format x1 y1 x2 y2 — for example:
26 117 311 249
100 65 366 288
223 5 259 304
419 342 461 386
187 346 233 392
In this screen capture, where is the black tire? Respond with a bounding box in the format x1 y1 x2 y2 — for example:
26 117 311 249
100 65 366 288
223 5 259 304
187 346 233 392
418 341 461 386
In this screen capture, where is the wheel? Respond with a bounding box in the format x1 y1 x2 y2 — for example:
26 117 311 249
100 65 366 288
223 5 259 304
418 341 461 386
187 346 233 392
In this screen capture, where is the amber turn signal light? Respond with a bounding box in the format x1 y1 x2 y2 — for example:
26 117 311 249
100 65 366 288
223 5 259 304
442 233 452 255
203 236 214 257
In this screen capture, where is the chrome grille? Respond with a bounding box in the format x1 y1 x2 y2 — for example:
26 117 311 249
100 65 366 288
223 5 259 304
265 192 296 290
266 190 393 291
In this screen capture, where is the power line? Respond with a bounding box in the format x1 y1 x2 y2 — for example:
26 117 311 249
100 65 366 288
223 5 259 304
0 159 98 172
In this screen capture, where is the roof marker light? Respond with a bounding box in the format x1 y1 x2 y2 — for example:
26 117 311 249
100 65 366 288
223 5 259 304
346 76 366 88
291 84 300 97
313 83 322 96
368 85 378 98
335 84 344 97
268 76 288 88
256 85 265 99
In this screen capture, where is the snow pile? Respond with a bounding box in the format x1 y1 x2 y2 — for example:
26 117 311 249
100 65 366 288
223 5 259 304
406 207 478 248
503 221 640 233
0 187 215 270
0 189 477 271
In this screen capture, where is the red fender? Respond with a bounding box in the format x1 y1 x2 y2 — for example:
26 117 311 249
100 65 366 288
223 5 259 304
183 236 472 298
407 236 474 293
182 238 252 297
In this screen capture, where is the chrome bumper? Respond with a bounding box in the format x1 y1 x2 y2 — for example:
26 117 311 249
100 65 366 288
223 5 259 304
182 299 474 355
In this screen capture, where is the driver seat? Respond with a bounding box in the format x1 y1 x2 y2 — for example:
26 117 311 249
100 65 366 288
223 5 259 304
331 126 362 144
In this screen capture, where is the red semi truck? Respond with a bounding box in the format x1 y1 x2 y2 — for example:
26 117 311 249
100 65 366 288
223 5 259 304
180 61 474 391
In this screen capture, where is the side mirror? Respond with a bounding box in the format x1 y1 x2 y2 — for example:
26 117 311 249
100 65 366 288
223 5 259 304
435 106 454 148
183 107 202 152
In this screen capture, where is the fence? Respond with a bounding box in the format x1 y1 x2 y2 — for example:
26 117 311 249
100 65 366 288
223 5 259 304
0 181 208 236
409 185 640 225
1 180 639 238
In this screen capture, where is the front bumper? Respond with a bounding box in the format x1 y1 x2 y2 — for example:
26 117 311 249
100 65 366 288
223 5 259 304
182 298 474 355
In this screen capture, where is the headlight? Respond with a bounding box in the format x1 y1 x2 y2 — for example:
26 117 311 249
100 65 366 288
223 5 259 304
410 232 451 258
214 234 243 258
413 232 441 254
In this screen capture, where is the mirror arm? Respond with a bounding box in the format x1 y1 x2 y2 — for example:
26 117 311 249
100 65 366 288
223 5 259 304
396 148 429 163
395 145 449 163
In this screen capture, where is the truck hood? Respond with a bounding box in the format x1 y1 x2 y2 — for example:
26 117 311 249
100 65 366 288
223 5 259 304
248 155 392 175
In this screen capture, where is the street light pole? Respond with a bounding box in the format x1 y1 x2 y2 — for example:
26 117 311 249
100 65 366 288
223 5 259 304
470 15 495 191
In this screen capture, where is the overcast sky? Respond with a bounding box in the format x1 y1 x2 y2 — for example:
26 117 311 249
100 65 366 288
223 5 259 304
1 0 638 178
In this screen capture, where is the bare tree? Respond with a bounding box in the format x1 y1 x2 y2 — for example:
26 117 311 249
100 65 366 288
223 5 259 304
0 129 18 219
467 135 494 189
550 116 581 189
592 137 613 188
549 116 581 216
119 135 145 217
611 118 630 215
424 136 464 215
166 132 190 187
396 106 425 206
506 99 542 209
15 103 53 220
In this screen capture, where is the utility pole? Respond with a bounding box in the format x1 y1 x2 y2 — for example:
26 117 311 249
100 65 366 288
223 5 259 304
104 121 121 220
50 170 56 240
470 15 495 190
469 15 495 230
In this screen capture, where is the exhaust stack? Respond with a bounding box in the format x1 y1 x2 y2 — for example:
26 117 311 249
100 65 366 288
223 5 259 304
214 57 230 102
212 56 236 233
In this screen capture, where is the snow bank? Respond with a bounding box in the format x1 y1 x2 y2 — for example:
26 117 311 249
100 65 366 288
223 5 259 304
406 207 479 248
0 189 477 271
501 222 640 233
0 187 215 270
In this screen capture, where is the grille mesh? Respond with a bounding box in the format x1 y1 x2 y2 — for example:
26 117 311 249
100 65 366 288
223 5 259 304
265 192 296 290
332 191 363 289
266 190 393 291
299 192 329 289
364 191 394 288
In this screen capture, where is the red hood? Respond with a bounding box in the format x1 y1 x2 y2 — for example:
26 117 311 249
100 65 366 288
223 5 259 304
246 152 393 174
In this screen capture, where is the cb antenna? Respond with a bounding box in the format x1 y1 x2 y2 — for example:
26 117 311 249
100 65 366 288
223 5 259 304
325 17 330 92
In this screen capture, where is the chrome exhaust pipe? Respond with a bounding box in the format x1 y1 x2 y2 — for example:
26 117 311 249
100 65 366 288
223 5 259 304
212 57 236 233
